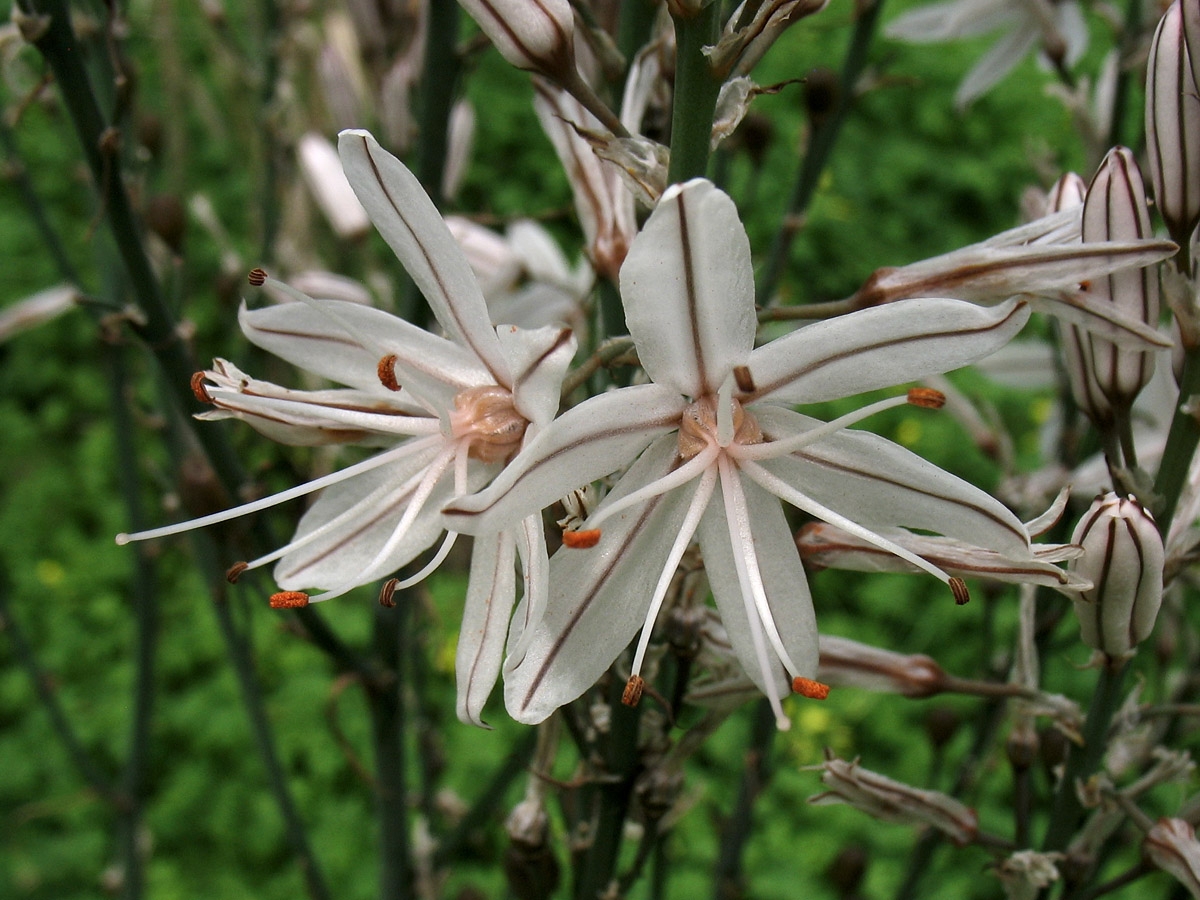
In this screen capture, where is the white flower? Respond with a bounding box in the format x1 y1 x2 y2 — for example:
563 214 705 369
118 130 576 727
886 0 1088 108
446 178 1033 728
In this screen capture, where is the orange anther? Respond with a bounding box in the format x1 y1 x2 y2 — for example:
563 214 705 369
562 529 601 549
792 677 831 700
225 561 249 584
377 354 401 392
248 267 267 286
907 387 946 409
269 591 310 609
622 674 645 707
191 372 212 404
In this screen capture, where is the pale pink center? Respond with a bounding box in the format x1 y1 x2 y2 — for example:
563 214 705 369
677 395 762 459
450 385 528 463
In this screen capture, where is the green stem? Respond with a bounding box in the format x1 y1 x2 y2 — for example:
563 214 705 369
1106 0 1143 150
1152 344 1200 531
368 600 414 900
1042 664 1129 851
756 0 886 304
416 1 460 212
574 678 642 900
711 700 777 900
666 4 723 184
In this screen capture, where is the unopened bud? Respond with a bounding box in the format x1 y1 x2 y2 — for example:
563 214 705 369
1062 148 1160 421
1068 493 1165 663
817 635 947 698
298 133 371 240
1146 1 1200 243
459 0 575 79
1145 818 1200 897
809 752 978 846
1046 172 1086 214
504 797 559 900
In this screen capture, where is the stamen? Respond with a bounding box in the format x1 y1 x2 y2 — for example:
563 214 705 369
793 677 831 700
622 675 645 707
379 578 399 607
628 465 718 680
301 441 459 603
385 531 459 591
248 267 267 287
950 577 970 606
226 561 249 584
562 529 601 548
585 444 718 532
235 457 435 575
269 591 309 608
907 387 946 409
733 365 755 393
191 372 213 404
115 439 434 545
733 395 912 462
377 355 401 392
739 460 958 588
716 375 735 447
717 456 803 676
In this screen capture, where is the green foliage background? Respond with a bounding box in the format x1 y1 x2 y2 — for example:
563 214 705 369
0 1 1191 898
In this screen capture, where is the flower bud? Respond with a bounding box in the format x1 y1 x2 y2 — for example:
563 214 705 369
808 752 978 846
1145 818 1200 897
1062 148 1161 420
1068 493 1165 663
1146 1 1200 244
297 133 370 240
816 635 947 698
459 0 575 80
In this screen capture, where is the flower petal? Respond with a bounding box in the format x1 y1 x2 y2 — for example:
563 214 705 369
746 297 1029 406
751 405 1031 557
274 446 480 589
455 530 517 728
620 179 756 398
337 129 509 383
443 383 686 534
503 436 697 723
697 470 818 698
495 324 576 428
239 299 493 409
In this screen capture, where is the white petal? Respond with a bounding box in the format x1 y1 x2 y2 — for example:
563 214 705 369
620 179 756 397
885 0 1014 42
443 384 686 535
455 530 517 728
746 297 1029 406
954 18 1037 107
274 445 472 589
503 437 698 723
495 324 576 427
337 129 508 382
751 405 1031 557
697 471 818 698
239 299 493 409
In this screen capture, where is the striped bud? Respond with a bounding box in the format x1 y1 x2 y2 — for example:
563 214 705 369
1062 148 1160 421
808 752 978 846
458 0 575 79
1145 818 1200 897
1146 1 1200 243
1068 493 1165 663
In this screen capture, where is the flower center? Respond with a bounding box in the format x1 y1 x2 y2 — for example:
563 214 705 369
677 395 762 460
450 385 529 462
